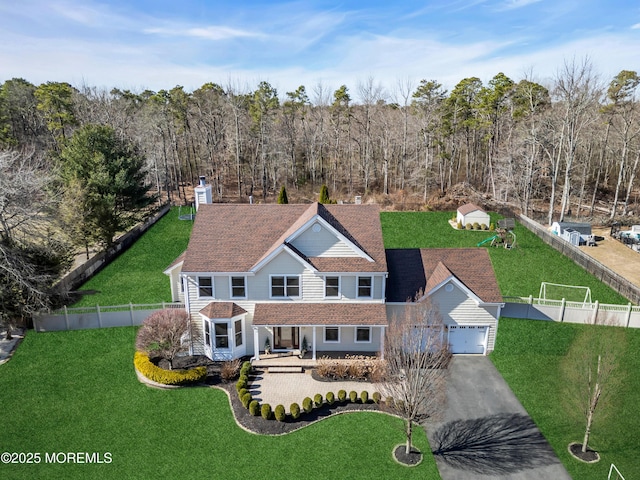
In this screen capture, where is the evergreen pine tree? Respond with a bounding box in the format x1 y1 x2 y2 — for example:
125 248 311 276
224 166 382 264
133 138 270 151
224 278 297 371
319 184 330 204
277 185 289 204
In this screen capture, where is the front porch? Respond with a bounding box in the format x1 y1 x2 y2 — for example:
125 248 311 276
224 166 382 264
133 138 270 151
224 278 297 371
252 350 379 369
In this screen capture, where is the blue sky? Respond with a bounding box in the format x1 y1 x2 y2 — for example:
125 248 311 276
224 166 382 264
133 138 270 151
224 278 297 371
1 0 639 99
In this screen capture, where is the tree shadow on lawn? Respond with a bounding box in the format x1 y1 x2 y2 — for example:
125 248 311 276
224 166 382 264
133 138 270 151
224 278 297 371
431 413 561 475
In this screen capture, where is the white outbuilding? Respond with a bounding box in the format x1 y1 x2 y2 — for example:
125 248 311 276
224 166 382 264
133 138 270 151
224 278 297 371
457 203 490 228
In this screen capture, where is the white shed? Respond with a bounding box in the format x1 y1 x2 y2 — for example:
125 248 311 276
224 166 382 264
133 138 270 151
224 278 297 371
457 203 490 227
551 221 592 246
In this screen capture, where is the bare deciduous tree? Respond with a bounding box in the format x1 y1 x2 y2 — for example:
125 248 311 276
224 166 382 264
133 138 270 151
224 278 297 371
376 297 450 455
0 149 72 338
135 309 190 368
561 320 626 454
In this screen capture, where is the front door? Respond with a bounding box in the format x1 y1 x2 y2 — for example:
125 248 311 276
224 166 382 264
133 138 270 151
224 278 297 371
274 327 299 350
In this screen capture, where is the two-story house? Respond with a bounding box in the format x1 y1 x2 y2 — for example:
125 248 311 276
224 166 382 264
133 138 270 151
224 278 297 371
165 202 388 361
165 200 504 361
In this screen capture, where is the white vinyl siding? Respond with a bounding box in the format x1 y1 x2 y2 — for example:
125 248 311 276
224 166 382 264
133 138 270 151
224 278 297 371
290 223 359 257
386 283 499 354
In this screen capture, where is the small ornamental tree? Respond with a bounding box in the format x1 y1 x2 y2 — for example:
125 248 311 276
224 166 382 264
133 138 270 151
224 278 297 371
135 309 189 369
561 320 627 456
277 185 289 204
376 295 450 456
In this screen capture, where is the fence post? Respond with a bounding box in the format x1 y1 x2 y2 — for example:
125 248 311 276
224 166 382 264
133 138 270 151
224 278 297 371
97 304 102 328
626 303 633 328
64 305 69 331
130 303 134 326
560 298 566 322
528 295 533 304
593 300 599 324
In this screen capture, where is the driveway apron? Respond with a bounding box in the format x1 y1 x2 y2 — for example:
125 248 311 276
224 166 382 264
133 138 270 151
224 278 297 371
425 356 571 480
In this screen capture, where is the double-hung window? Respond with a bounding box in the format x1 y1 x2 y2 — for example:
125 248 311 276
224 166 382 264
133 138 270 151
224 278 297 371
198 276 213 297
215 322 229 348
357 276 372 298
234 319 243 347
325 276 340 298
271 276 300 298
231 276 246 299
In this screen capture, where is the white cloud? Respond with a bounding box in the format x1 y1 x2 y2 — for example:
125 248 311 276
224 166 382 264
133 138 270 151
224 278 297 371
144 25 262 41
500 0 542 10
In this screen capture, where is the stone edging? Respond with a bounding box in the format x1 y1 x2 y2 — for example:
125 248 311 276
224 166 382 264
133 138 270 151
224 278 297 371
567 442 600 463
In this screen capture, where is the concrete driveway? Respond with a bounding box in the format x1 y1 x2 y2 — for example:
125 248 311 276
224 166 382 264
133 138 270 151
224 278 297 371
425 356 571 480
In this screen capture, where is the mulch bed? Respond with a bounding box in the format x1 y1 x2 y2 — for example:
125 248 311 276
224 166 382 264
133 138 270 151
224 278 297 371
568 442 600 463
393 445 423 466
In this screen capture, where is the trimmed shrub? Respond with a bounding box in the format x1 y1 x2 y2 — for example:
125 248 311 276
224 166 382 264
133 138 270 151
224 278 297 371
349 390 358 403
337 389 347 402
261 403 272 420
473 222 480 230
490 223 495 231
249 400 260 416
456 220 463 229
274 404 286 421
372 392 381 404
481 223 488 230
240 361 252 376
466 223 473 230
302 396 313 413
236 375 248 392
314 393 323 407
238 388 248 399
290 402 301 419
241 392 252 409
134 352 206 385
360 391 369 403
326 391 335 405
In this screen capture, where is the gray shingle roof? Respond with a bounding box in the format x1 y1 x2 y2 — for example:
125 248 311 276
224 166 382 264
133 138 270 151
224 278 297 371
385 248 502 303
182 202 387 273
253 303 388 326
457 203 486 216
200 302 247 318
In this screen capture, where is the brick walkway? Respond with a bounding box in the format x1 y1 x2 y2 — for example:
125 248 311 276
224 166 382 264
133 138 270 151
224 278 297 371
249 370 376 412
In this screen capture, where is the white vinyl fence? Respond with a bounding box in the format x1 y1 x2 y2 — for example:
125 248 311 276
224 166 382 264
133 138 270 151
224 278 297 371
35 298 640 333
502 297 640 328
34 303 185 332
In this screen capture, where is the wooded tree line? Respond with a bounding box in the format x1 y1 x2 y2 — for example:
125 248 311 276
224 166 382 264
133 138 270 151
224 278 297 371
2 58 640 226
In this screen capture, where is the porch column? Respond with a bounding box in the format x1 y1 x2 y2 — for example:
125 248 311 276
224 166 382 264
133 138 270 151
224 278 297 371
253 326 260 361
379 326 385 360
312 326 317 361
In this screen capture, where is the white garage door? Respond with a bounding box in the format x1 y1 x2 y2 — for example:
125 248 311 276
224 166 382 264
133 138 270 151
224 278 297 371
448 325 488 354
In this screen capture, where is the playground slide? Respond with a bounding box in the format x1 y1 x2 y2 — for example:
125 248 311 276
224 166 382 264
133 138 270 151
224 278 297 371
477 235 498 247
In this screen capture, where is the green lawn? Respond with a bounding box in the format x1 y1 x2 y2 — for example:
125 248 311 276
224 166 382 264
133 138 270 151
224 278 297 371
490 318 640 480
381 211 628 304
72 208 193 307
0 328 440 480
70 209 628 307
